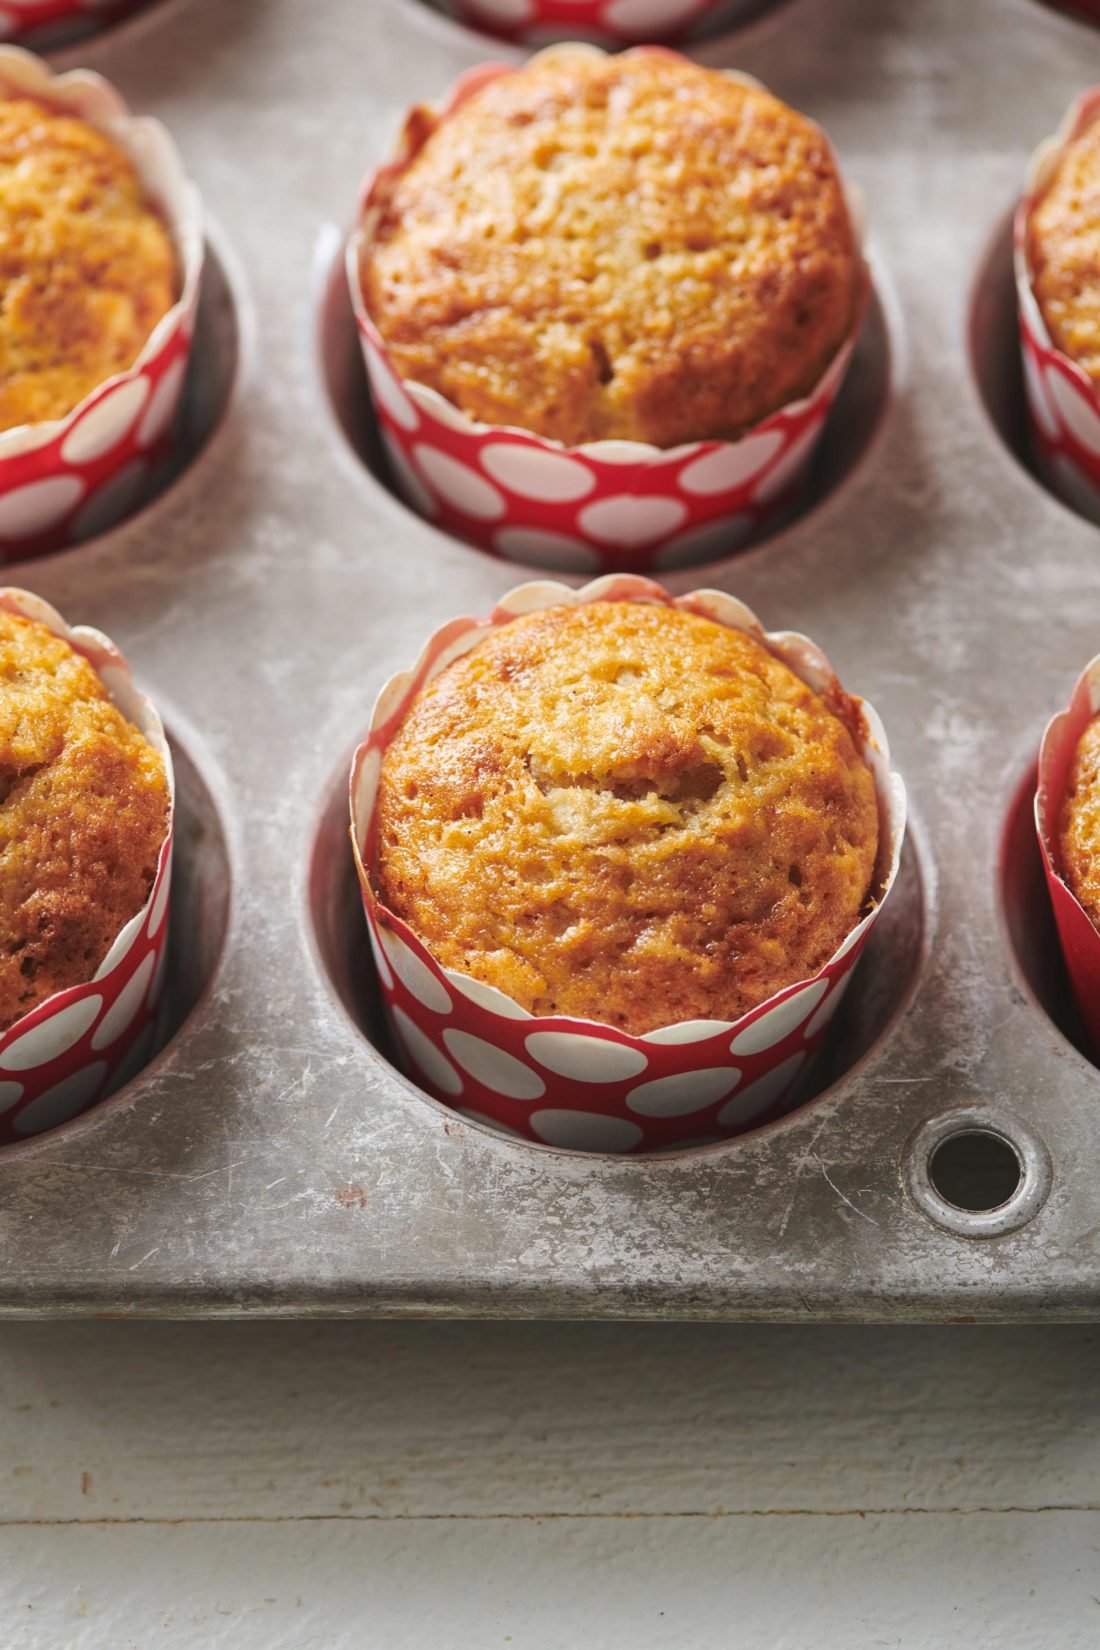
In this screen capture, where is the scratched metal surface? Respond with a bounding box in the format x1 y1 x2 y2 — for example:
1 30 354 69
0 0 1097 1320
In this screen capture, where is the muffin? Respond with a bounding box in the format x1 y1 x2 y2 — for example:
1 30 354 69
374 600 879 1035
1027 108 1100 390
0 95 177 431
358 48 863 450
0 608 169 1031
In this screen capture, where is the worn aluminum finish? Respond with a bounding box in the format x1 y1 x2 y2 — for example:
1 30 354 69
2 0 1098 1320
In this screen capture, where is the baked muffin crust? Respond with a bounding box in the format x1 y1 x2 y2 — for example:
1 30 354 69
376 602 879 1034
360 49 863 449
1029 113 1100 388
1060 712 1100 927
0 610 169 1032
0 97 177 431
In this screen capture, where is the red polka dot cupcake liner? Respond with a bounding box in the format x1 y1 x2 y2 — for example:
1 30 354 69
1015 87 1100 525
346 48 867 576
0 590 174 1145
350 574 907 1155
0 0 149 47
1036 654 1100 1056
432 0 774 48
0 48 203 561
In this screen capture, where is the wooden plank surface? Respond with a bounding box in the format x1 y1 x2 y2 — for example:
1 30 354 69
1 1324 1099 1645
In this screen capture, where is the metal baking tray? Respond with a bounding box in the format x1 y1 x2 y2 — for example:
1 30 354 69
2 0 1098 1321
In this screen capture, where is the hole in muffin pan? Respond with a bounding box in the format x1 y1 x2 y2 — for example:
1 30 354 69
308 747 927 1157
313 228 893 571
6 233 241 565
928 1131 1022 1212
999 761 1092 1057
969 203 1100 529
903 1106 1052 1238
0 723 232 1158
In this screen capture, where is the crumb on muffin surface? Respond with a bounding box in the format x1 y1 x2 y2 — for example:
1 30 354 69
0 610 169 1032
359 49 862 450
0 96 177 431
375 601 879 1035
1060 712 1100 927
1029 113 1100 388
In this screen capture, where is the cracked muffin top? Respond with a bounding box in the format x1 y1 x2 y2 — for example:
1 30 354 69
0 609 169 1032
1029 110 1100 389
375 600 879 1034
358 47 863 449
0 96 177 431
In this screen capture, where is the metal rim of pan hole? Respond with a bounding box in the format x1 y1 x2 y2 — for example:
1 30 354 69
902 1104 1053 1239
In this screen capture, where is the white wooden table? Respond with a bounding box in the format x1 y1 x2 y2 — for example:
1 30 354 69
1 1323 1097 1646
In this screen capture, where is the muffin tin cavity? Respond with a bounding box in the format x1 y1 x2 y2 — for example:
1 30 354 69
1000 761 1090 1058
0 726 232 1154
970 205 1100 527
315 230 894 572
310 744 927 1156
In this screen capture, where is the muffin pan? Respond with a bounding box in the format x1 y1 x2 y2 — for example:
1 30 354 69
3 0 1100 1320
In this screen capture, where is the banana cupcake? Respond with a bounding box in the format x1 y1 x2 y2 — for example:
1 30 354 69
349 47 866 569
1027 104 1100 393
0 95 177 432
0 49 202 560
374 601 879 1035
0 606 169 1030
360 49 861 450
352 582 905 1152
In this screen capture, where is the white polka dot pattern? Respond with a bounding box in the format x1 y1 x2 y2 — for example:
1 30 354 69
392 1007 463 1097
349 58 861 573
530 1109 644 1153
625 1067 741 1118
60 377 149 464
443 1029 546 1100
379 928 452 1014
350 577 906 1154
525 1032 649 1084
729 979 830 1056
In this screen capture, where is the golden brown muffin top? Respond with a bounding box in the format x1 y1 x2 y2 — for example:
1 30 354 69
0 97 177 431
0 610 169 1032
376 602 879 1034
1029 113 1100 388
1060 712 1100 927
360 49 863 449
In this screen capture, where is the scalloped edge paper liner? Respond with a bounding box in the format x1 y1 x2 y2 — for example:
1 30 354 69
1015 86 1100 525
346 45 868 575
350 573 907 1155
1036 653 1100 1054
0 588 175 1142
0 46 204 558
